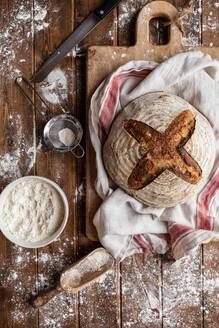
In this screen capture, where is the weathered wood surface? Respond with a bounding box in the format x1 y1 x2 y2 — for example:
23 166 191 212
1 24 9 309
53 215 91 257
0 1 218 327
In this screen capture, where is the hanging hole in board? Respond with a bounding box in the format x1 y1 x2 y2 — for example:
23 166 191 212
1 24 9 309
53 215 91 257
149 17 171 45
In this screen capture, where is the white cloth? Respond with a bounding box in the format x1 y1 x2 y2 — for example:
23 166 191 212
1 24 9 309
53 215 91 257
89 51 219 260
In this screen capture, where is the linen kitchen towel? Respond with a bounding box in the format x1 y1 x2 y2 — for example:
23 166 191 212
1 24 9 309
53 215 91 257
89 51 219 260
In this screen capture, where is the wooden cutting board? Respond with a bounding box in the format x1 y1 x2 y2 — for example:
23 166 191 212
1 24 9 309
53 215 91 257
86 0 219 240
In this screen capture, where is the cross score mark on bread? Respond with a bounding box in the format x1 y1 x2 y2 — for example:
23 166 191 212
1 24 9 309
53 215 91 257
124 110 202 190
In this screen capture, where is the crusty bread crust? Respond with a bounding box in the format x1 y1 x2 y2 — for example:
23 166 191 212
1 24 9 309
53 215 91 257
124 110 202 190
103 92 215 208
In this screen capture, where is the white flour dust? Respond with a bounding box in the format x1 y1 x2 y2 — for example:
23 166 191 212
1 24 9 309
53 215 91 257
162 248 202 328
118 1 142 29
121 253 161 327
1 245 219 327
34 2 49 31
180 1 202 46
16 2 48 31
39 292 76 327
39 68 68 105
72 182 85 203
79 268 117 327
0 237 77 325
0 153 21 180
0 113 41 181
0 1 50 79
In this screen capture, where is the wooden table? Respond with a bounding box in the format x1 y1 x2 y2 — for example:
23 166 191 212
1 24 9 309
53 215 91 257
0 0 218 327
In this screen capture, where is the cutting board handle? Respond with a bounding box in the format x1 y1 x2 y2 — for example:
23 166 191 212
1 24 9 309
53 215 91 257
136 1 182 48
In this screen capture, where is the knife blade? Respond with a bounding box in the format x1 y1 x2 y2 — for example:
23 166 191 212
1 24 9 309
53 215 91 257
32 0 121 83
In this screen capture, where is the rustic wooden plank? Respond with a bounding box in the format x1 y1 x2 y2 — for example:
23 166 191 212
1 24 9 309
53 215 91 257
0 0 38 327
121 254 162 328
170 0 202 46
203 243 219 328
0 245 38 328
117 0 148 46
79 263 120 328
35 155 79 328
201 2 219 328
75 1 120 327
34 1 79 327
75 0 117 48
81 0 117 242
162 248 203 328
162 2 203 327
202 0 219 47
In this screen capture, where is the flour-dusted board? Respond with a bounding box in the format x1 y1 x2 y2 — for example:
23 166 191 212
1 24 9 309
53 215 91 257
86 1 219 240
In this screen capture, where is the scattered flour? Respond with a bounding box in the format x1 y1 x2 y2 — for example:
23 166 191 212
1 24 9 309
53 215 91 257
118 2 137 29
1 245 219 327
14 1 49 32
180 1 202 46
0 113 42 181
3 179 64 242
34 2 49 31
79 269 118 327
0 237 77 326
39 292 76 327
0 1 50 79
39 68 68 105
72 182 85 203
0 152 21 180
203 13 217 32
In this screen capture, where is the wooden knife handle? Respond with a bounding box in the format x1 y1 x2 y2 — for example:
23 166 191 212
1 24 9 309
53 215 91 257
31 284 62 308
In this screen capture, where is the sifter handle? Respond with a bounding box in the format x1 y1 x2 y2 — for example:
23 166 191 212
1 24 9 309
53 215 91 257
71 143 85 158
31 283 62 308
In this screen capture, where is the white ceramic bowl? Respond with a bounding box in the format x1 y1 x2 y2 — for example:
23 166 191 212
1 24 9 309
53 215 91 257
0 176 69 248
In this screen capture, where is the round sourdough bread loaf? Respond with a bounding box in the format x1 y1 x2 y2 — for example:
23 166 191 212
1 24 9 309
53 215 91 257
103 92 216 208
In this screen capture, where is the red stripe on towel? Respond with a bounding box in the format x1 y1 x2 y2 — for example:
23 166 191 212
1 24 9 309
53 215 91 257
99 69 152 136
169 222 194 248
133 234 153 252
196 168 219 230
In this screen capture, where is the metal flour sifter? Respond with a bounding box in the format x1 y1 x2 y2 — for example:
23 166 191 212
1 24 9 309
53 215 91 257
15 76 84 158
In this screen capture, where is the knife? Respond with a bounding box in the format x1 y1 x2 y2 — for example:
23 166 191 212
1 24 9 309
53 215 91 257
32 0 121 83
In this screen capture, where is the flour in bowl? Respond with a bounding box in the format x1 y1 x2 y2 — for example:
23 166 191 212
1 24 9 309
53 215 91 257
3 179 64 242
